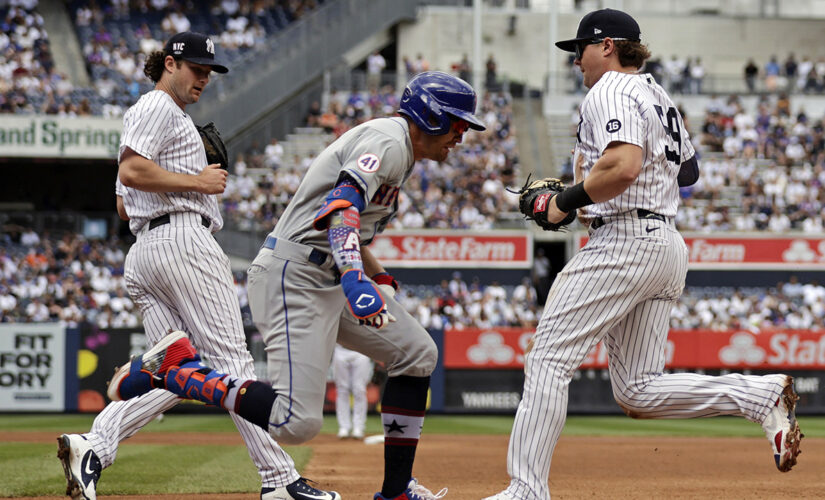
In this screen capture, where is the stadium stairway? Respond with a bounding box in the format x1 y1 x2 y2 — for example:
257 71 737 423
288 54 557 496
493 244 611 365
283 128 335 168
512 96 555 180
546 113 577 177
40 0 90 87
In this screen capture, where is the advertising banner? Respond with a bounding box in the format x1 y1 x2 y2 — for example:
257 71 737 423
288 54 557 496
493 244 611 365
75 324 143 412
444 327 825 370
578 233 825 270
369 230 532 268
0 323 65 411
0 115 122 159
443 368 825 414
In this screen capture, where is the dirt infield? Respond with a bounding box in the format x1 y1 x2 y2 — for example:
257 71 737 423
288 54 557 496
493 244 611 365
10 430 824 499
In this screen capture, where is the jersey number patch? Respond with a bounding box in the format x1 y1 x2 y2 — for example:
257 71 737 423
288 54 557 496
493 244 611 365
605 119 621 133
654 105 682 165
357 153 380 173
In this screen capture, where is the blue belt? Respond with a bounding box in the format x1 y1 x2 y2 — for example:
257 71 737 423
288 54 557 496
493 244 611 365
263 235 328 266
590 209 666 230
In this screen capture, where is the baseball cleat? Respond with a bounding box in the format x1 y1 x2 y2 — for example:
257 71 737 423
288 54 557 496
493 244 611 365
57 434 101 500
337 428 351 439
761 376 803 472
106 330 198 401
261 477 341 500
374 478 447 500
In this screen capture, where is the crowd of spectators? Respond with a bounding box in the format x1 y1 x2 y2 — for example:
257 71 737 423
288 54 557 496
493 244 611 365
673 277 825 331
1 0 324 116
744 53 825 94
221 85 521 231
5 227 824 335
565 53 706 95
565 51 825 96
675 93 825 232
0 229 139 328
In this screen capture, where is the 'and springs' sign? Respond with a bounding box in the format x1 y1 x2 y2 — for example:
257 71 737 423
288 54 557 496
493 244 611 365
0 116 122 159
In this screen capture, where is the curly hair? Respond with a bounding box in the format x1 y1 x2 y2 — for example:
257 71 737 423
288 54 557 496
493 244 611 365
614 40 651 69
144 51 180 83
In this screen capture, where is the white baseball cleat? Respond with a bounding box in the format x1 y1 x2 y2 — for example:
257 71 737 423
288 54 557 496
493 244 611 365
57 434 101 500
761 375 803 472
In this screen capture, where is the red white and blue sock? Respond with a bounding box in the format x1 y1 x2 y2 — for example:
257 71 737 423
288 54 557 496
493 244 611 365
380 375 430 498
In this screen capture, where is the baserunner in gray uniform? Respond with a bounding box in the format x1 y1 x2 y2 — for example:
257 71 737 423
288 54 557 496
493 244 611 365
107 71 486 500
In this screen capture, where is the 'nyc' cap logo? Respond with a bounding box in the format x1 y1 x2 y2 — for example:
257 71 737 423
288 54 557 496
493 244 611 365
163 32 228 73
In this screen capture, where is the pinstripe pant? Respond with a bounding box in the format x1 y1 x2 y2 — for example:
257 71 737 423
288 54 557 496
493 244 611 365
504 215 786 499
84 213 299 488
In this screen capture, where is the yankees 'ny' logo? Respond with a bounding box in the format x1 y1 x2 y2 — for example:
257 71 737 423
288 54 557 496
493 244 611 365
205 38 215 54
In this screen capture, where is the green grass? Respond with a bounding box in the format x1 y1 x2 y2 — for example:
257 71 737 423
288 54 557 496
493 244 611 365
1 442 311 497
1 413 823 497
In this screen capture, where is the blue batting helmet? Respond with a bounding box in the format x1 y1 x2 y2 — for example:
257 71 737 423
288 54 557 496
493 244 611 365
398 71 486 135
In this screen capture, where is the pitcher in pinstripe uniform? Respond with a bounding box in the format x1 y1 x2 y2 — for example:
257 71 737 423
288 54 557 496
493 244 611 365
56 32 340 500
485 9 802 500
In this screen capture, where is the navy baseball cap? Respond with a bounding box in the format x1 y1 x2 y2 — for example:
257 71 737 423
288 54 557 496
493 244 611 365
555 8 641 52
164 32 229 73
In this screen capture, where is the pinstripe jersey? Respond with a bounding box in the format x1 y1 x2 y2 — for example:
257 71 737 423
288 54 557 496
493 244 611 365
497 69 788 500
115 90 222 235
573 71 695 218
272 117 413 248
91 88 301 489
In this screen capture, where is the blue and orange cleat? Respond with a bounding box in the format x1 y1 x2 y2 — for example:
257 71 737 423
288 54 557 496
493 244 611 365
106 330 198 401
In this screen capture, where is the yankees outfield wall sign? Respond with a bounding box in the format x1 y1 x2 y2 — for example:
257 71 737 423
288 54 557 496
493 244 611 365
442 327 825 413
444 327 825 370
370 230 532 268
579 233 825 269
0 323 67 411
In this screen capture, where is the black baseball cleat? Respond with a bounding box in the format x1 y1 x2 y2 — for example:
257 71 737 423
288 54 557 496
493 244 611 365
261 477 342 500
57 434 101 500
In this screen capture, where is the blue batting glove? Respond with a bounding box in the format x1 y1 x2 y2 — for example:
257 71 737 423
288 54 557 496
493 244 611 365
340 269 386 320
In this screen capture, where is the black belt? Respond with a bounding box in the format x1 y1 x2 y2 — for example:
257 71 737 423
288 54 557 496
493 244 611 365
148 213 211 230
263 235 328 266
590 209 666 230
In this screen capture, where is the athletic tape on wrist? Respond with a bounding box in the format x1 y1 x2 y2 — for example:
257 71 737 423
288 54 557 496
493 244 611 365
554 182 594 213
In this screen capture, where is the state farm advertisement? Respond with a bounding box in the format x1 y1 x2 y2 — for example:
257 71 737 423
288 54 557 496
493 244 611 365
444 327 825 370
577 234 825 269
369 230 531 268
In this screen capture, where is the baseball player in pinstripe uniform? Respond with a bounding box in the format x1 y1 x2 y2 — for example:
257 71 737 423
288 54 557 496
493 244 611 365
485 9 802 499
105 71 485 500
333 344 374 439
57 32 339 500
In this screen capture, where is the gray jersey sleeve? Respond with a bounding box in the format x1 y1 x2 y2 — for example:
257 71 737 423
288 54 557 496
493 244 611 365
340 133 408 205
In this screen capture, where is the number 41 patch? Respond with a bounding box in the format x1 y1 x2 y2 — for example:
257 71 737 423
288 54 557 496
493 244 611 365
357 153 380 173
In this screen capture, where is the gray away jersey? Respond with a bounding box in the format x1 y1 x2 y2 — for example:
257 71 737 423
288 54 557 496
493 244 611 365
115 90 222 235
273 117 415 249
573 71 695 218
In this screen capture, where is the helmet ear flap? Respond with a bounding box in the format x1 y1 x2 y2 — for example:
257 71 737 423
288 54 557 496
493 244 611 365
420 93 451 134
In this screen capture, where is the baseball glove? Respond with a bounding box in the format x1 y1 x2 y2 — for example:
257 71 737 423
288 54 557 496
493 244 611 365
197 122 229 169
515 175 577 231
